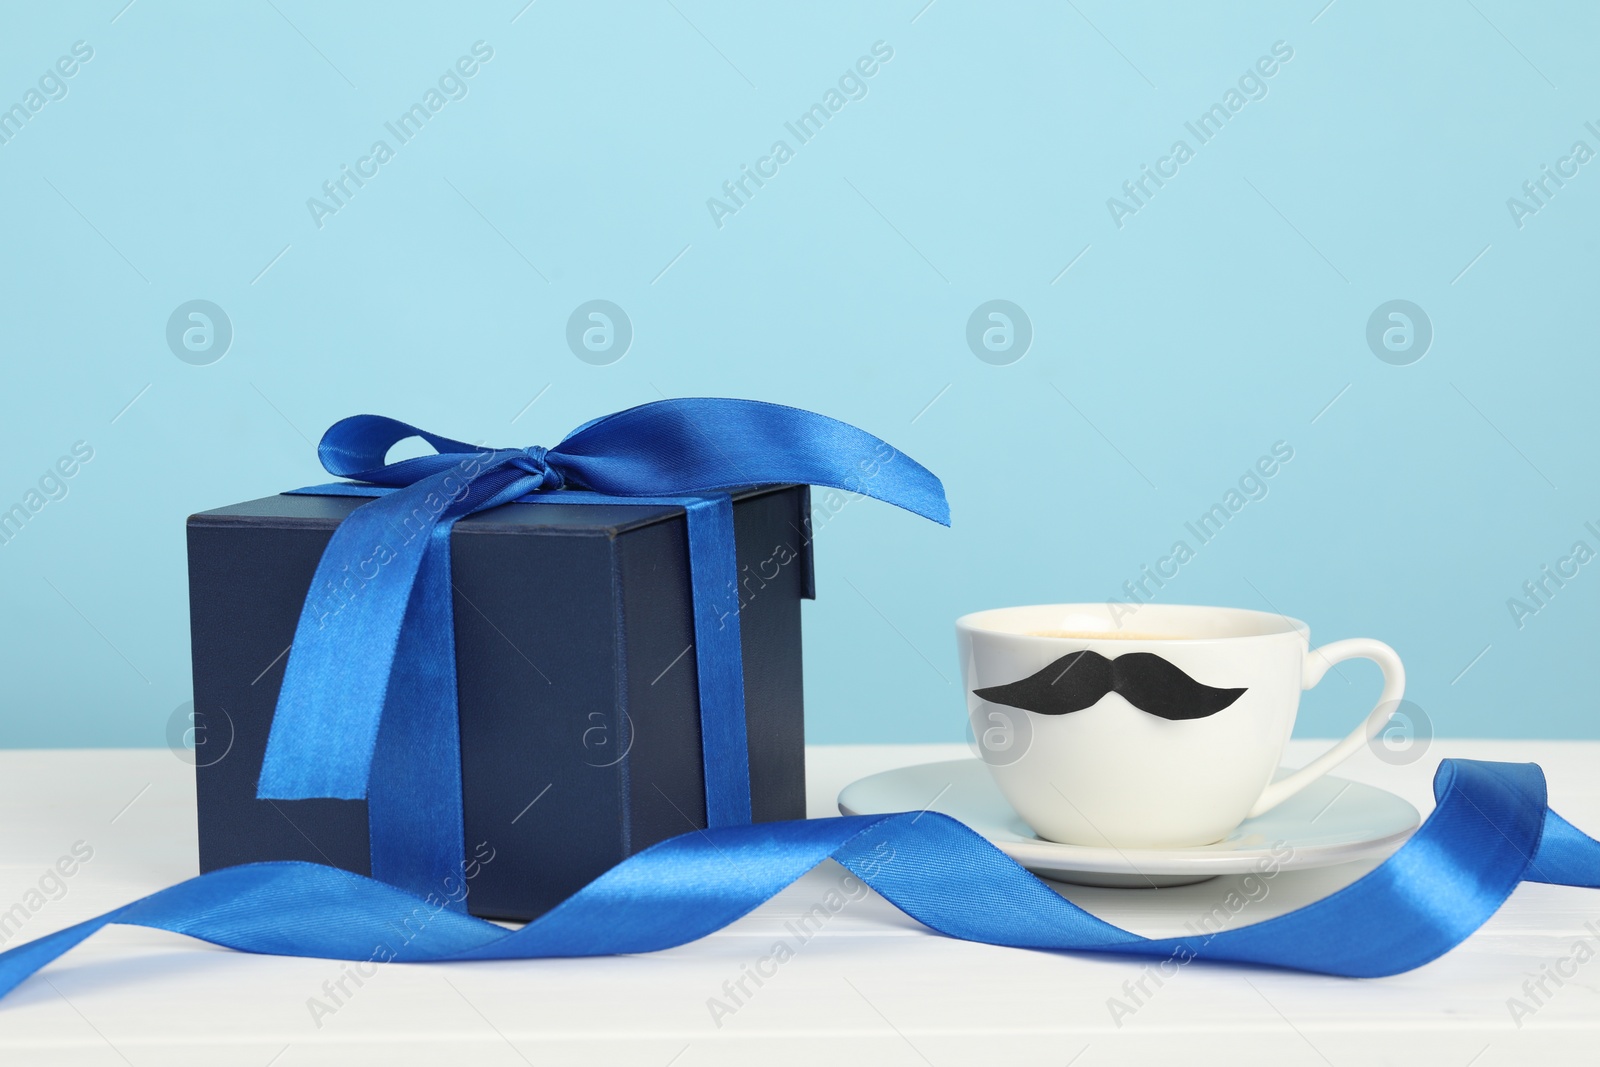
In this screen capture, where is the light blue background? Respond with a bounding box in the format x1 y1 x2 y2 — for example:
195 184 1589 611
0 1 1595 748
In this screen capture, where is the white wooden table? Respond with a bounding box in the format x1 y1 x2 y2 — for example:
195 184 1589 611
0 741 1596 1066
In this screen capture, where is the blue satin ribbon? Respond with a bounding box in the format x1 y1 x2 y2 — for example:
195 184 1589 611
255 399 950 904
0 758 1595 1001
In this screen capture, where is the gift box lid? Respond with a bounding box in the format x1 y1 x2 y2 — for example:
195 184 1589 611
195 484 755 528
190 485 816 597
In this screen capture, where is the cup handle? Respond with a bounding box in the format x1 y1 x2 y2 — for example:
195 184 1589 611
1244 638 1405 819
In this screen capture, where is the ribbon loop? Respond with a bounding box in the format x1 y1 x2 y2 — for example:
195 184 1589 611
316 414 482 483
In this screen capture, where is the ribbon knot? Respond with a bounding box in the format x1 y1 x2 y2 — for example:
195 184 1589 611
510 444 564 490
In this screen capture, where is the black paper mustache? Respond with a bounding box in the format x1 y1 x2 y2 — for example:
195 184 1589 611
972 651 1247 721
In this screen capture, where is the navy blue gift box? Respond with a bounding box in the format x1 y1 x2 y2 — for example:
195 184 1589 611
181 400 949 923
186 484 813 920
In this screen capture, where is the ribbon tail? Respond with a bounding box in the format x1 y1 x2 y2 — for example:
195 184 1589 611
366 521 469 908
258 478 452 800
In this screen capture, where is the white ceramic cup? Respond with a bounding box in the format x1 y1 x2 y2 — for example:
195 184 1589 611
956 603 1404 849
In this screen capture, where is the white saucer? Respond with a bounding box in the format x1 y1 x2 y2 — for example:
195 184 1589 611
837 759 1421 887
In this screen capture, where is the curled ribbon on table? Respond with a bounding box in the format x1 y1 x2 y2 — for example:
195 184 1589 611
0 758 1595 1000
256 398 952 903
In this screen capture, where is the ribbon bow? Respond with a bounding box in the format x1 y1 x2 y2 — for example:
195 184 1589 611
257 398 950 902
